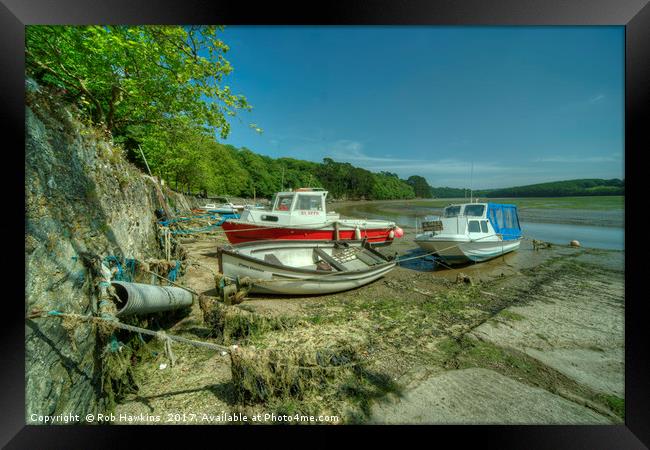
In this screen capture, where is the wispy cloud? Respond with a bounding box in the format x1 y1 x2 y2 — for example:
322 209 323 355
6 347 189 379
365 159 518 174
588 94 606 104
329 140 426 163
533 154 621 163
557 93 608 112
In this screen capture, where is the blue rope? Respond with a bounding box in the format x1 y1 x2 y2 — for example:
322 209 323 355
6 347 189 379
167 260 181 282
168 213 239 235
104 256 137 281
109 334 120 352
124 259 136 280
158 212 225 226
104 255 123 279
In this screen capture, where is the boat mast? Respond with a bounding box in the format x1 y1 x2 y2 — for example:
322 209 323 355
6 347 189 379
469 161 474 203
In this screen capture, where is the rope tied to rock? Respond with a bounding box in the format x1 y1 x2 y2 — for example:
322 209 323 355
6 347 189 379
155 330 177 367
31 310 232 358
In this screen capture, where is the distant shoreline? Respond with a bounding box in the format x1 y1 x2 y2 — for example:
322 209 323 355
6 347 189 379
333 196 624 229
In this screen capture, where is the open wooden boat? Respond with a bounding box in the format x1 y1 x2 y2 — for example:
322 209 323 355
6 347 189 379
217 239 396 295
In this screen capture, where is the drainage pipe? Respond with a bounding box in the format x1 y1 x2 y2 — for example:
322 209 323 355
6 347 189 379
111 281 194 317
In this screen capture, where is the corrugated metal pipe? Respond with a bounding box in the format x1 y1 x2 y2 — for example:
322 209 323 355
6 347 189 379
111 281 194 317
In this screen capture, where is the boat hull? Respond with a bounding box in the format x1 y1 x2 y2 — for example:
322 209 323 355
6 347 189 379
218 240 396 295
415 238 521 264
221 221 395 246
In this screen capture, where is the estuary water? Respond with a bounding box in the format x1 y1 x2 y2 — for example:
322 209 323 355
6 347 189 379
335 200 624 250
519 221 623 250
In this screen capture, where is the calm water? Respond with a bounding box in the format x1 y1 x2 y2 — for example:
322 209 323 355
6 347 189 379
335 203 624 250
521 221 624 250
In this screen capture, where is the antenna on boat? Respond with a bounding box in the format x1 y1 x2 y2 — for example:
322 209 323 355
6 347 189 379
469 161 474 203
281 166 285 191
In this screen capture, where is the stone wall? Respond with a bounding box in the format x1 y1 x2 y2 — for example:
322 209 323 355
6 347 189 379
25 82 191 421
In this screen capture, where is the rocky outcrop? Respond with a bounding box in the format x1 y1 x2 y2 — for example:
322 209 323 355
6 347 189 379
24 82 191 421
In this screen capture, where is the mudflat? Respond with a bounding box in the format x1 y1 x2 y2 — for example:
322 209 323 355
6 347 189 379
115 222 624 424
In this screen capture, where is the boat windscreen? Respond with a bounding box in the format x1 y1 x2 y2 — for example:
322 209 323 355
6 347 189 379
296 195 323 211
274 195 294 211
444 206 461 217
464 204 485 217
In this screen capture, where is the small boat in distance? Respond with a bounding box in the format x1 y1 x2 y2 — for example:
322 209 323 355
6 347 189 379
414 202 522 265
218 239 396 295
221 188 404 246
196 196 245 214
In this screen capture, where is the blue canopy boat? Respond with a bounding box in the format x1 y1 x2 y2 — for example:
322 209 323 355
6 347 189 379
414 202 522 265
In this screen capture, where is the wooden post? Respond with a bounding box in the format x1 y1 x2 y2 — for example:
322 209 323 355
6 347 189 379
334 221 340 241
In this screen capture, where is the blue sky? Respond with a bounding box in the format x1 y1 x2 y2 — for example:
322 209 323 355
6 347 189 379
218 26 624 189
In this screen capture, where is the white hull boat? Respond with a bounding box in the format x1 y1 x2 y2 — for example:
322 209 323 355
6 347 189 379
196 197 245 214
218 239 396 295
414 202 522 265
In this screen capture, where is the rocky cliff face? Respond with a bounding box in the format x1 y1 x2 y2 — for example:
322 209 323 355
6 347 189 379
25 82 192 421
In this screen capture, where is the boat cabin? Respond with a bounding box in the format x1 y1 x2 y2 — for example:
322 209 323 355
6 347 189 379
422 202 522 241
239 188 337 226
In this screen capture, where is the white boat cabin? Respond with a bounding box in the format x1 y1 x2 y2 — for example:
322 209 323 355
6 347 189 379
238 188 340 226
419 202 522 242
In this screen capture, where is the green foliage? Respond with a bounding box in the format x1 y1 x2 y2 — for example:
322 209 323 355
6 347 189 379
371 172 415 200
430 186 469 198
475 179 624 198
429 179 624 199
315 160 414 200
597 393 624 418
25 25 423 201
406 175 433 198
26 26 250 137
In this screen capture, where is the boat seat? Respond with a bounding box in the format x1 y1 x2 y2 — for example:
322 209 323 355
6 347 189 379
313 248 346 271
331 247 363 263
355 251 382 266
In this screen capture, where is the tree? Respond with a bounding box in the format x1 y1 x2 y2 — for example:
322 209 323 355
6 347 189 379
406 175 433 198
26 25 250 139
26 27 440 202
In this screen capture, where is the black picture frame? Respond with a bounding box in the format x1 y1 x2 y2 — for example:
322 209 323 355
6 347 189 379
5 0 648 447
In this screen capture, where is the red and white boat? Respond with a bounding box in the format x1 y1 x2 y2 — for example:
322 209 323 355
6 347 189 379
221 188 404 246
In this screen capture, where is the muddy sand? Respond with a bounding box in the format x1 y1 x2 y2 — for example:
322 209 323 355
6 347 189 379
115 228 624 424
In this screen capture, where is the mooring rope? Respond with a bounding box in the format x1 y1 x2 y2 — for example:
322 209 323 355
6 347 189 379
142 268 199 296
392 231 526 264
33 310 232 354
29 310 363 372
214 232 539 286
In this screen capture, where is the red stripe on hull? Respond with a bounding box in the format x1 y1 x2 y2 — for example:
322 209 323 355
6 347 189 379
221 222 395 245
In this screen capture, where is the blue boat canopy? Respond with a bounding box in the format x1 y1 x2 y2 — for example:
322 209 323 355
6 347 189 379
487 203 522 241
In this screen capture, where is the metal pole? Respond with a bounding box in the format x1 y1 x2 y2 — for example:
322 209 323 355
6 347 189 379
470 161 474 203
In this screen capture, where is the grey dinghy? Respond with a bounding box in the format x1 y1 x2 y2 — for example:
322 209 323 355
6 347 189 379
217 240 396 295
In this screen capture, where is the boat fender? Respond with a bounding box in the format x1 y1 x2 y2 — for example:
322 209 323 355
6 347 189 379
393 227 404 238
389 230 394 239
354 226 361 240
